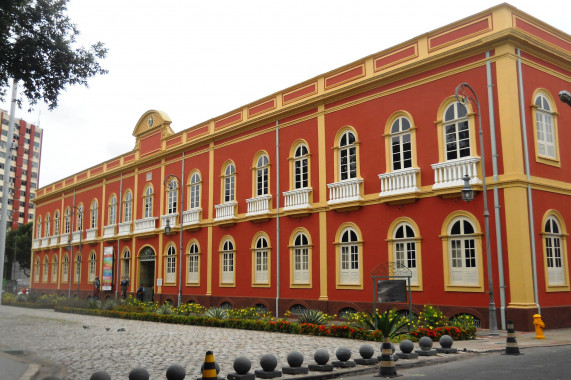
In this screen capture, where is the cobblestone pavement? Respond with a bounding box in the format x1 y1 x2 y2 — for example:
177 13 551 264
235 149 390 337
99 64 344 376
0 306 393 380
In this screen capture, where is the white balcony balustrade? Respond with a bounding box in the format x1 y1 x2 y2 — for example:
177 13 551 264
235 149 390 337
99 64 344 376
103 224 116 238
161 213 179 229
49 235 59 247
84 228 97 242
32 239 40 249
283 188 312 211
183 208 201 225
41 237 50 248
134 217 158 234
246 195 272 216
378 168 420 197
432 156 481 189
117 221 132 236
214 201 237 221
327 178 363 204
71 230 82 244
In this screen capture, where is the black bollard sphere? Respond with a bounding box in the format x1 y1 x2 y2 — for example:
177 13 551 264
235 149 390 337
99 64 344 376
233 356 252 375
314 349 329 365
260 354 278 372
129 367 150 380
90 370 111 380
166 364 186 380
42 377 62 380
359 344 374 359
287 351 304 368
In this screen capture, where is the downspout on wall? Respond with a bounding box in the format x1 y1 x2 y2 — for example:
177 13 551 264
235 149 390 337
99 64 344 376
486 51 506 330
275 120 281 316
115 173 123 299
516 48 540 314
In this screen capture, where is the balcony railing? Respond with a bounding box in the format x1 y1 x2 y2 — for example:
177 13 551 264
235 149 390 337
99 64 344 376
431 156 481 190
183 208 201 225
246 195 272 216
283 188 312 211
49 235 59 247
214 201 237 221
84 228 97 242
134 217 158 234
103 224 116 238
32 239 40 249
327 178 363 204
71 230 82 244
117 221 132 236
378 168 420 197
41 237 50 248
161 213 179 229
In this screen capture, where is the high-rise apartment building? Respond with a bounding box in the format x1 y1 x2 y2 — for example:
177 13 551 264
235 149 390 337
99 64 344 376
0 109 43 230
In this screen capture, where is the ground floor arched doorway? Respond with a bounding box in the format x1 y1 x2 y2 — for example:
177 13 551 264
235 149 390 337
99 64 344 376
139 246 155 302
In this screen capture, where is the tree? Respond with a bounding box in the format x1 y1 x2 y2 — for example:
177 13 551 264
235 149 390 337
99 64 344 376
0 0 107 109
5 223 32 278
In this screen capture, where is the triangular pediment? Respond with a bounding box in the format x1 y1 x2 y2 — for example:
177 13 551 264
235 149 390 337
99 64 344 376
132 110 173 138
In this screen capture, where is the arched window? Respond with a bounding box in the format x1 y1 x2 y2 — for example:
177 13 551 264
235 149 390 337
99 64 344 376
255 154 269 196
124 191 133 222
533 92 558 160
254 236 269 284
143 185 154 218
34 257 40 282
74 253 81 283
90 200 98 229
393 222 418 285
292 232 309 285
448 217 478 285
390 116 412 170
188 242 200 284
43 256 49 282
45 214 51 237
293 144 309 189
543 214 568 287
64 208 71 234
77 204 83 231
122 249 130 279
443 102 470 160
338 227 361 285
54 211 60 236
108 195 117 225
189 172 201 210
339 130 357 180
221 239 235 284
62 254 69 281
52 256 58 282
165 245 177 283
223 163 236 202
36 216 42 239
167 180 178 214
88 251 96 282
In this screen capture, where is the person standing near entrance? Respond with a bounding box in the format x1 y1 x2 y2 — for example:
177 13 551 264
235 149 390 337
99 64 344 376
120 276 129 299
94 276 101 300
136 282 144 301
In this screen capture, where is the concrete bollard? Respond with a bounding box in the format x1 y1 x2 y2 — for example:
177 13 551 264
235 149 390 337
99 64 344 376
308 349 334 372
129 367 150 380
166 364 186 380
332 346 356 368
396 339 418 359
354 344 378 365
436 334 458 354
254 354 282 379
227 356 254 380
282 351 309 375
505 320 521 355
415 336 437 356
90 370 112 380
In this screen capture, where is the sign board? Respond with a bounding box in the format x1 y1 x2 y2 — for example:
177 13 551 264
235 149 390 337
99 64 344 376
156 278 163 287
102 247 114 291
377 279 407 303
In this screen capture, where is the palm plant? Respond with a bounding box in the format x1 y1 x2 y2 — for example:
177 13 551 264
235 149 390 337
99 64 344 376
297 309 326 325
205 307 229 319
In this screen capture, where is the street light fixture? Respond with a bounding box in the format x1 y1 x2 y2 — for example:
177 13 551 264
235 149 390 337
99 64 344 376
559 90 571 107
455 82 498 336
163 174 184 307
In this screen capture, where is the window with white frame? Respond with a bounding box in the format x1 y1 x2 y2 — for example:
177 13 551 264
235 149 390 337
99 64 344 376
124 191 133 222
34 258 40 282
221 240 235 284
339 131 357 180
188 242 199 283
294 144 309 189
254 236 269 284
167 180 178 214
90 200 98 229
443 102 470 160
390 116 412 170
65 208 70 234
36 217 42 238
293 233 309 284
45 214 50 237
256 154 269 196
62 254 69 281
52 256 58 282
224 163 236 202
77 205 83 231
189 173 201 209
43 256 49 282
166 245 176 283
122 249 130 279
144 186 153 218
54 211 60 236
88 252 96 282
339 227 360 285
544 216 564 286
393 222 417 285
74 253 81 283
108 195 117 225
535 94 556 159
449 218 478 285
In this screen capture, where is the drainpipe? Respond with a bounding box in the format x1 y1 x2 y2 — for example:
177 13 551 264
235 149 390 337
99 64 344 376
275 120 280 316
115 173 123 299
486 51 506 329
516 48 540 314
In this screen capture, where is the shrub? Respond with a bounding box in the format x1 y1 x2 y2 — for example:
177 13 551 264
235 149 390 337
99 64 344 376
173 302 206 316
297 309 327 325
417 305 448 329
154 303 173 315
205 307 229 319
227 306 272 320
87 299 101 309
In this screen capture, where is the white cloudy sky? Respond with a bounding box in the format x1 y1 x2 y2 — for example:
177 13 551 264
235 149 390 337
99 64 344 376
2 0 570 188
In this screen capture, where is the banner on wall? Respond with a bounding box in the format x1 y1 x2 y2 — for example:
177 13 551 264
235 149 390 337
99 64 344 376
102 247 114 291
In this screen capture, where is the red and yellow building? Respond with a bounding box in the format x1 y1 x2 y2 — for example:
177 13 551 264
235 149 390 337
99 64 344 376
31 4 571 330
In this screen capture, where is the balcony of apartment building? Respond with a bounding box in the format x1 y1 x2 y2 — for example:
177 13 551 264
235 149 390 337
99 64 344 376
283 188 312 212
84 227 98 242
48 234 59 247
40 236 50 248
182 207 201 226
214 201 237 223
70 230 82 244
431 156 481 190
327 178 363 205
246 194 272 217
117 221 132 237
160 212 178 230
378 168 421 199
102 224 116 239
134 217 158 234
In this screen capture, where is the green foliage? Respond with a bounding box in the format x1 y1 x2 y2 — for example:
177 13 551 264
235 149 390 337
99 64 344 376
87 299 101 309
205 307 229 320
417 305 448 329
1 0 108 109
1 292 16 303
154 303 173 315
173 302 207 316
450 314 476 328
227 306 273 320
4 223 32 277
297 309 331 325
101 299 117 310
344 309 409 338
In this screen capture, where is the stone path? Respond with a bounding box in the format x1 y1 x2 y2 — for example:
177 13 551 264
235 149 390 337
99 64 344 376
0 306 377 379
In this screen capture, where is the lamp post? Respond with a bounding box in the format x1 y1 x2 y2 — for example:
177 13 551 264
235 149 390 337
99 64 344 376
455 82 498 336
163 174 184 307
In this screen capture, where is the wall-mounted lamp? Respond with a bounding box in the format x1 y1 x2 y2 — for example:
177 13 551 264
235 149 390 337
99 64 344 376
559 90 571 107
461 174 474 202
164 218 171 235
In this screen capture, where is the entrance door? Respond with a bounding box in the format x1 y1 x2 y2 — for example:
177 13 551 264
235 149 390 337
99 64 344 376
139 246 155 302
